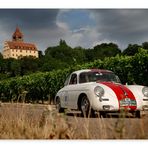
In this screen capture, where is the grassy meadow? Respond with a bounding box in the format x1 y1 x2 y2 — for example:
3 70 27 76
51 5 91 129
0 102 148 139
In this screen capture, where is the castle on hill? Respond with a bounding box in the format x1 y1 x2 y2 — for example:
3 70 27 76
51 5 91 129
2 27 38 59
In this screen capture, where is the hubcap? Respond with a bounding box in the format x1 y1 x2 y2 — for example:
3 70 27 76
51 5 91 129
81 97 89 113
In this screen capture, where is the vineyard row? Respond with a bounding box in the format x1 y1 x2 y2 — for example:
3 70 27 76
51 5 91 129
0 48 148 103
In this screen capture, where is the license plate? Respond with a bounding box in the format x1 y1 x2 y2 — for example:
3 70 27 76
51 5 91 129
120 98 136 106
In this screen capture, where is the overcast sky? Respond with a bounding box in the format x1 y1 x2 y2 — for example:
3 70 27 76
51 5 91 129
1 9 148 53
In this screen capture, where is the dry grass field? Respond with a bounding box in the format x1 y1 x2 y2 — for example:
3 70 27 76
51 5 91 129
0 102 148 139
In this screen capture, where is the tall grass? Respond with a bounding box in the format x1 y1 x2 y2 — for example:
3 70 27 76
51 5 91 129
0 103 148 139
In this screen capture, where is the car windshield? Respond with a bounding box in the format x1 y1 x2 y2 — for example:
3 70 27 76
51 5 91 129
79 72 121 84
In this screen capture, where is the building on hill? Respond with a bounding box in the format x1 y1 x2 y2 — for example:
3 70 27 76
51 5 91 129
2 27 38 59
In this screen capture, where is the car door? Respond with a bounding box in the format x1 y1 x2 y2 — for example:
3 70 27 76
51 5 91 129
65 73 78 109
60 75 70 108
60 73 77 108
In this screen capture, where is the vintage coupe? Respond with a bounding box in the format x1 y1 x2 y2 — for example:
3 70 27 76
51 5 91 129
55 69 148 118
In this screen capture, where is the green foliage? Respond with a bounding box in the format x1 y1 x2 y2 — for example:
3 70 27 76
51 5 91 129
0 48 147 103
93 43 121 60
130 48 148 85
102 55 133 84
0 52 3 59
123 44 141 56
1 40 148 81
0 56 40 79
142 42 148 50
0 40 123 78
44 40 86 71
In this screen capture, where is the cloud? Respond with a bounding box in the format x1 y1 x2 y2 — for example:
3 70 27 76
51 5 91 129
61 26 102 48
1 9 148 53
89 9 148 48
56 9 148 49
72 28 89 33
0 9 62 51
55 9 101 48
0 9 59 29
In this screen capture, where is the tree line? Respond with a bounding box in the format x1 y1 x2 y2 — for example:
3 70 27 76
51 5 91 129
0 39 148 80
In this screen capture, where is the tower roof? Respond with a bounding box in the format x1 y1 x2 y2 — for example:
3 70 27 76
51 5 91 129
12 26 23 38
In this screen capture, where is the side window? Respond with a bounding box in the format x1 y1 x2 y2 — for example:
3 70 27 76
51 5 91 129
69 74 77 85
79 73 87 83
64 75 70 86
79 73 89 83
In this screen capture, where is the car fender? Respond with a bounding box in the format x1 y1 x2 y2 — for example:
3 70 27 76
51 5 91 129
126 85 147 110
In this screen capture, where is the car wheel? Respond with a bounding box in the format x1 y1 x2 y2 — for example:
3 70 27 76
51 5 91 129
99 111 107 118
80 95 91 117
56 97 64 113
135 110 141 118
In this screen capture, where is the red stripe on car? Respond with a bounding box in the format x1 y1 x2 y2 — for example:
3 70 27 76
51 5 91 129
100 82 137 110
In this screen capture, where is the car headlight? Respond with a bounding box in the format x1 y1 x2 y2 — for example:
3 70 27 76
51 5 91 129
142 86 148 97
94 86 104 97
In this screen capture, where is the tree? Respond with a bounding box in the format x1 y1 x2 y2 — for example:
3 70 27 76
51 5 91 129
59 39 68 47
72 46 86 64
0 52 3 59
19 56 39 76
0 52 4 75
38 50 44 58
44 40 86 71
93 43 121 60
10 59 21 76
142 42 148 50
85 49 95 62
123 44 141 56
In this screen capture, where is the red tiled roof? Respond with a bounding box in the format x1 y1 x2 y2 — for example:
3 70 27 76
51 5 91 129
7 41 38 51
12 27 23 38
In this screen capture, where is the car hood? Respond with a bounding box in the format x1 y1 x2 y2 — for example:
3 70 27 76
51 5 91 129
98 81 137 110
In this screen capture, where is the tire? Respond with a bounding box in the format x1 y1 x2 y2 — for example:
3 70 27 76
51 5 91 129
56 97 64 113
99 111 107 118
135 110 141 118
80 95 92 117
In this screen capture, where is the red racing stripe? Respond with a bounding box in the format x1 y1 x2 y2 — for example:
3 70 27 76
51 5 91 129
100 82 137 110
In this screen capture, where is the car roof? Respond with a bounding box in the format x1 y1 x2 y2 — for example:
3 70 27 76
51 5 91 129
72 69 113 75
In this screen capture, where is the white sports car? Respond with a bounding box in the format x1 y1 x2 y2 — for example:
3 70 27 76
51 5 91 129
55 69 148 118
